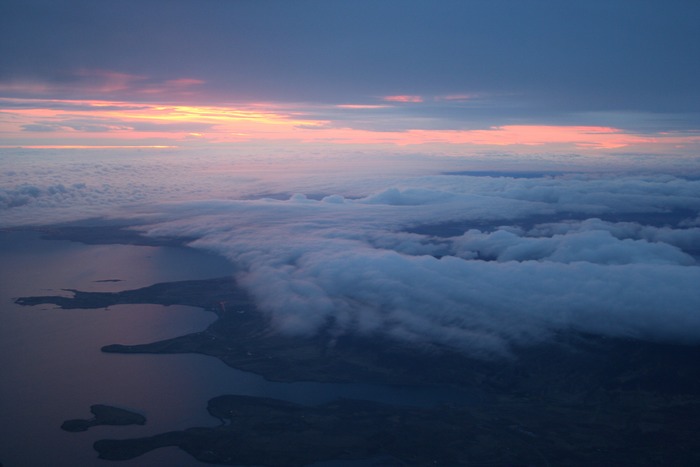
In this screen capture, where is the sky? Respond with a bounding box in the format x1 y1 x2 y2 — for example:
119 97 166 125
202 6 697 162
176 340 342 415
1 0 700 153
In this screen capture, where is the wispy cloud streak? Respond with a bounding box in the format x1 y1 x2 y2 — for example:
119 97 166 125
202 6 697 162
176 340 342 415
3 97 699 152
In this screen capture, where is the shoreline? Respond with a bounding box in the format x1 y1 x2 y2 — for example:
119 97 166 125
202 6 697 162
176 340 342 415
11 227 700 465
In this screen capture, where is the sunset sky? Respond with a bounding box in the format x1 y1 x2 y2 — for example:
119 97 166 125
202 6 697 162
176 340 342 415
1 0 700 154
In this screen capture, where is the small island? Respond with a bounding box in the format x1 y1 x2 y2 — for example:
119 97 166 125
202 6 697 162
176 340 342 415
62 405 146 432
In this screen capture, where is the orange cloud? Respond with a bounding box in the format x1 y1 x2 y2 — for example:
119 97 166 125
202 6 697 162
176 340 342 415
0 97 327 146
2 97 699 153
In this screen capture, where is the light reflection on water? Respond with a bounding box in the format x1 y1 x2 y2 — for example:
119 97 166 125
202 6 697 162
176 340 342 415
0 231 475 467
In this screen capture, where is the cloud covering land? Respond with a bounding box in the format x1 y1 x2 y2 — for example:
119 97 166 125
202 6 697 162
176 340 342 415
4 149 698 357
142 180 700 357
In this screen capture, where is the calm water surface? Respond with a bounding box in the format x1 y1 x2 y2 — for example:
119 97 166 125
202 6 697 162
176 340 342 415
0 231 474 467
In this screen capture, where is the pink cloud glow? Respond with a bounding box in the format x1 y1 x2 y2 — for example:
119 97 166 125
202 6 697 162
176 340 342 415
2 97 699 153
0 97 326 146
382 95 424 103
290 125 700 152
335 104 391 109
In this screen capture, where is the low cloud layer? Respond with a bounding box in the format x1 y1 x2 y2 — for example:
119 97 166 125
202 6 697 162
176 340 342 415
139 170 700 356
3 149 700 356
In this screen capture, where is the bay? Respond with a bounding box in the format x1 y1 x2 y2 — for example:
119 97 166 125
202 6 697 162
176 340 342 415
0 230 474 467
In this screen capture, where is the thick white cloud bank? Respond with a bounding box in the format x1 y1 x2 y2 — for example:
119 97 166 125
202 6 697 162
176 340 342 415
3 148 700 356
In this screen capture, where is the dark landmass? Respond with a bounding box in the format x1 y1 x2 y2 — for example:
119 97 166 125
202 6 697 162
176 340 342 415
16 277 246 312
94 279 123 283
17 277 700 465
94 394 700 466
16 277 700 391
20 224 196 247
61 405 146 432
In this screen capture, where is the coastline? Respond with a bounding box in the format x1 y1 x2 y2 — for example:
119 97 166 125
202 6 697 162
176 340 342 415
16 272 700 465
9 224 700 465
